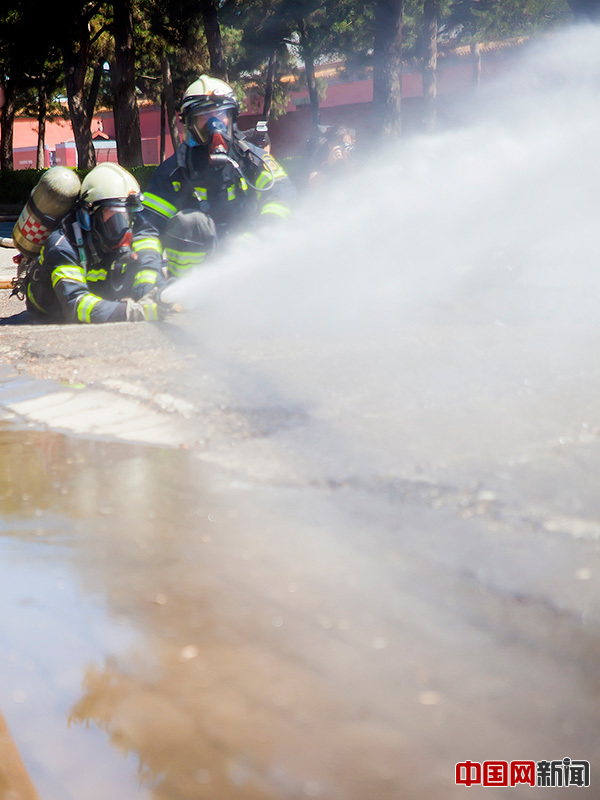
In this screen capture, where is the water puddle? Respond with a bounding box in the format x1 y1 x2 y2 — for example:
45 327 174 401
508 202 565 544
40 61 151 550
0 424 200 799
1 403 599 799
0 422 428 800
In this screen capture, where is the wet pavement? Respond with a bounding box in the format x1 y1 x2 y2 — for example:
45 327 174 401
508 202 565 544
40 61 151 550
1 413 599 800
1 244 600 798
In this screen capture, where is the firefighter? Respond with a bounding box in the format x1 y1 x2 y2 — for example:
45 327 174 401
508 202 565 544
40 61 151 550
25 163 169 323
306 125 356 186
132 75 296 280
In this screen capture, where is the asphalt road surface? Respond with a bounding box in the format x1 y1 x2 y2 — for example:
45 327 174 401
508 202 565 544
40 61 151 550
0 240 599 799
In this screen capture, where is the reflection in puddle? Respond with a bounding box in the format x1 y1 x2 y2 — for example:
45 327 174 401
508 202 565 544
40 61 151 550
2 421 599 800
0 708 39 800
0 423 410 800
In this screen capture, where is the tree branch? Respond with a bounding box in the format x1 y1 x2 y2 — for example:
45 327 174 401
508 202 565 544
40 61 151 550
83 0 107 23
90 23 110 46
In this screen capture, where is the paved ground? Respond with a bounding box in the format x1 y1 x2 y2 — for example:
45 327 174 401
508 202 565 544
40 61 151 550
1 237 599 798
0 242 215 446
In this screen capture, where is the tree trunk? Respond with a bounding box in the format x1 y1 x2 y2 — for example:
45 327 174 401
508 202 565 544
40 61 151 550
263 50 277 121
0 79 16 171
86 61 104 122
111 0 143 167
298 18 320 129
160 91 166 163
37 77 47 170
62 37 96 170
373 0 404 139
160 53 180 153
200 0 228 80
422 0 438 133
471 42 481 89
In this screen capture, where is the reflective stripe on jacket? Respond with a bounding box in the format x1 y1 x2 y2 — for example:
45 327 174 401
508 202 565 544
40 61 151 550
132 139 296 273
26 220 160 323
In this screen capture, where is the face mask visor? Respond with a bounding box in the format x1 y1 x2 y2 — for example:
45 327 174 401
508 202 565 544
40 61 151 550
92 202 134 252
188 108 233 146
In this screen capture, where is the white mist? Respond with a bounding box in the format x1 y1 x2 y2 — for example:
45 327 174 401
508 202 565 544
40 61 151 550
168 24 600 481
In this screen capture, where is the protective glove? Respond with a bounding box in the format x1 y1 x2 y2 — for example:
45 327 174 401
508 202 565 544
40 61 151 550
125 287 172 322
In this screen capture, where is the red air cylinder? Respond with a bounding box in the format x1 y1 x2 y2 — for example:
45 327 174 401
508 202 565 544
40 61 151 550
12 167 81 258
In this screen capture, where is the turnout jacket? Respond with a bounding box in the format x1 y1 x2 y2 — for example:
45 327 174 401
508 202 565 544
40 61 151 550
133 138 296 277
26 213 162 324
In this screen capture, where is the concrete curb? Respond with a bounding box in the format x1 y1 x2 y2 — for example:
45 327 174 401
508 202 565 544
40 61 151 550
0 366 189 448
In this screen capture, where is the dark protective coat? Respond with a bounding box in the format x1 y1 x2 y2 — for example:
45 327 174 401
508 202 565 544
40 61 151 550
132 137 296 277
25 213 162 323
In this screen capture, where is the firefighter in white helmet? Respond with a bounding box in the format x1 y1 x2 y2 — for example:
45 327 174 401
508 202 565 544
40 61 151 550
132 74 296 279
25 163 169 323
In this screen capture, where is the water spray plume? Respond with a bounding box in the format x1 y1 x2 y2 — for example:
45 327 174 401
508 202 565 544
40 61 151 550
170 26 600 334
167 25 600 477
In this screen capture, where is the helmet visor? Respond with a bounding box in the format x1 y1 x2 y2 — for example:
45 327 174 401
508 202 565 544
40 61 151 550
92 203 133 251
188 108 233 145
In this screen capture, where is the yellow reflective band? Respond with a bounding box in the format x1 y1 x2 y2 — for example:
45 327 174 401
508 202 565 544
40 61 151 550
256 171 272 190
165 249 207 274
39 249 45 266
144 303 159 321
133 270 158 288
260 201 292 220
227 185 236 201
143 192 177 219
76 293 102 323
51 265 86 288
132 237 162 254
257 162 286 189
194 186 208 201
263 154 287 178
168 264 193 278
239 177 248 191
27 282 47 314
86 268 108 283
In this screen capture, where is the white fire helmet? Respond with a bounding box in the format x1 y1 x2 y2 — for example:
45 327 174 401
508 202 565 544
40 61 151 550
78 163 142 254
180 75 239 149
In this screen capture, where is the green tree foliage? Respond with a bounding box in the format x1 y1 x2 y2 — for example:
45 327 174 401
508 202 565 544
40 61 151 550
221 0 297 119
0 0 593 170
0 2 35 168
445 0 571 41
136 0 216 103
55 0 115 169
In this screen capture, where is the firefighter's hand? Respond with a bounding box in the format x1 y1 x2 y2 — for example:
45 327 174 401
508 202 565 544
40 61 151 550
125 288 172 322
326 145 344 167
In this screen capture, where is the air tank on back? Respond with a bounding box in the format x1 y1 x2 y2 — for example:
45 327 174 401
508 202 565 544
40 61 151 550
12 167 81 258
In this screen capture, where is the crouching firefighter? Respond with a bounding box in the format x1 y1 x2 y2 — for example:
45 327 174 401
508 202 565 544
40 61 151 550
132 75 296 279
24 163 171 323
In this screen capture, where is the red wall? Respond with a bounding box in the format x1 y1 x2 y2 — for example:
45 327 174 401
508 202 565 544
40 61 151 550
98 108 180 161
55 143 78 167
13 146 51 169
6 47 524 168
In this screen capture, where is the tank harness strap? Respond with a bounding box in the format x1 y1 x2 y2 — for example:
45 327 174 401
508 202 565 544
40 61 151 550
27 194 59 230
72 220 87 270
